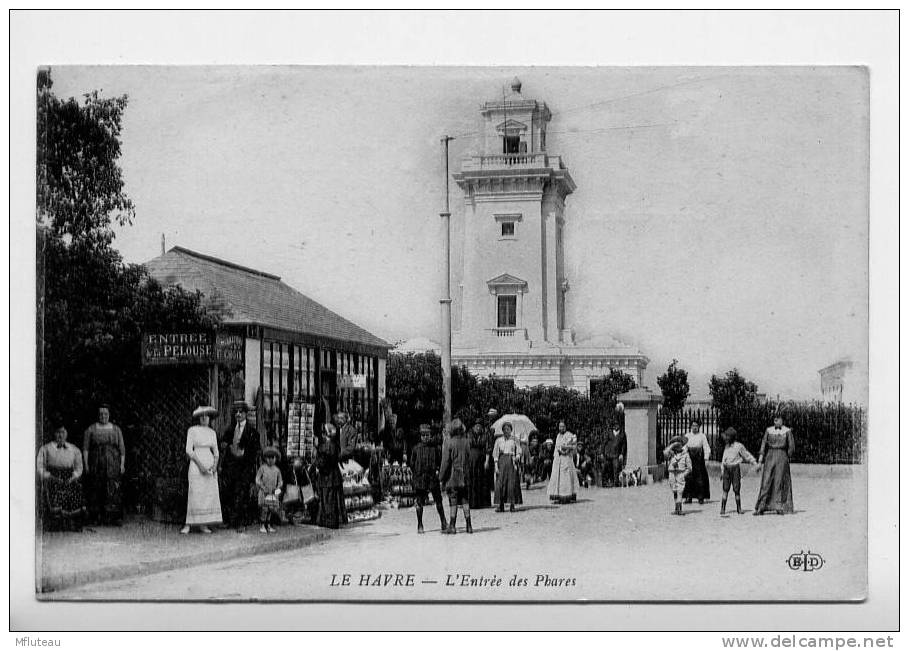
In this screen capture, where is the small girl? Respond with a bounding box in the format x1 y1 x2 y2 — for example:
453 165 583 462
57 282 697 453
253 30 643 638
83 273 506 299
664 435 692 516
719 427 758 516
256 447 284 533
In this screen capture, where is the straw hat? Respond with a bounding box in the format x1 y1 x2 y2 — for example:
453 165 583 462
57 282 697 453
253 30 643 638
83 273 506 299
262 446 281 460
486 408 498 417
722 427 738 443
667 435 688 449
192 406 217 419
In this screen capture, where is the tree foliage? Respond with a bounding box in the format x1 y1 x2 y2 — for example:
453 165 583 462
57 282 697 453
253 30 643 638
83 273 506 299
37 68 135 243
657 358 690 413
386 352 633 454
37 70 217 437
709 368 759 428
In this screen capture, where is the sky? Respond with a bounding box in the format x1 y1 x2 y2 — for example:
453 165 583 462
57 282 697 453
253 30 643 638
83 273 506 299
49 66 869 400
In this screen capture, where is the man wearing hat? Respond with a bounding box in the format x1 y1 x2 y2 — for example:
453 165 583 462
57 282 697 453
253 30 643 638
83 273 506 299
219 401 261 530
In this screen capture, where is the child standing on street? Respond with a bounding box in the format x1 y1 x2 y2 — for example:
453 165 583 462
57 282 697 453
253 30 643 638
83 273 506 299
410 424 447 534
440 419 473 534
256 447 283 533
719 427 759 516
664 435 692 516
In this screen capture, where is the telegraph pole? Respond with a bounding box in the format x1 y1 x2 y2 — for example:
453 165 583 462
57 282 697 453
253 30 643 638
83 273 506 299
440 135 454 427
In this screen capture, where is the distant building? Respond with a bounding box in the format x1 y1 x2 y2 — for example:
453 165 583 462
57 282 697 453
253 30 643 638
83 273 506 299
450 78 648 391
818 358 867 405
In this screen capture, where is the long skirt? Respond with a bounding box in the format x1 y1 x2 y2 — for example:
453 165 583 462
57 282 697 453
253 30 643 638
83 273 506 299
315 483 348 529
494 455 522 505
467 448 492 509
548 453 579 503
42 468 86 528
87 445 122 522
682 447 710 500
186 461 223 526
754 448 794 514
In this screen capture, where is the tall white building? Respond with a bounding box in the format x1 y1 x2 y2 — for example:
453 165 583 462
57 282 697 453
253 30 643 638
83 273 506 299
450 78 648 391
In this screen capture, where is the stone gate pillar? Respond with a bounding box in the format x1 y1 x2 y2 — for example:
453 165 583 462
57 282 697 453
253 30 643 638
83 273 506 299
617 387 662 478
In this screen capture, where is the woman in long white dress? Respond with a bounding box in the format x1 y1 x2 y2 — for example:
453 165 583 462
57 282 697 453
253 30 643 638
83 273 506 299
181 406 223 534
547 420 580 504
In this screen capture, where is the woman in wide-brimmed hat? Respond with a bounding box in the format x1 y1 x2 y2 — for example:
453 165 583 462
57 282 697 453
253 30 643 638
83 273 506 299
181 406 223 534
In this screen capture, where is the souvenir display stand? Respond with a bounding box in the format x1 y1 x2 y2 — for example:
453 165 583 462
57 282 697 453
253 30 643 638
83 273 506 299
342 461 380 522
382 461 418 508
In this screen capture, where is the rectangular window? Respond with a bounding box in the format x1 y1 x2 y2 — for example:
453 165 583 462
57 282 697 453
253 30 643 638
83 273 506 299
497 295 517 328
501 221 515 237
503 135 520 154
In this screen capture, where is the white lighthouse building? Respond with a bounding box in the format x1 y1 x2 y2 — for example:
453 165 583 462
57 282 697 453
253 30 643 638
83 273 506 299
450 78 648 390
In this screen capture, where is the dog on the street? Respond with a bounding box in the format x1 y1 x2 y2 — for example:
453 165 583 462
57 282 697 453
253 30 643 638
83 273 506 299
618 467 642 487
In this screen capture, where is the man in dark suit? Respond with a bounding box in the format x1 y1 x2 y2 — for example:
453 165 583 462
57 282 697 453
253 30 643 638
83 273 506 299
219 401 260 529
602 424 627 488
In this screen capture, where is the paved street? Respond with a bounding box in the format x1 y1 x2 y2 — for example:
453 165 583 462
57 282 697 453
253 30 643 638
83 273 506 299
56 467 865 602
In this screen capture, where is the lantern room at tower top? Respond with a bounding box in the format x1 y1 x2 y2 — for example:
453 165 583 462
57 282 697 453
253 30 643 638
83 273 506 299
450 78 648 392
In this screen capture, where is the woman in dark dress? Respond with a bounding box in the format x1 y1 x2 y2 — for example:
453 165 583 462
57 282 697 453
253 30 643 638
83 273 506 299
467 423 492 509
82 404 125 526
681 420 711 504
313 423 348 528
754 415 796 515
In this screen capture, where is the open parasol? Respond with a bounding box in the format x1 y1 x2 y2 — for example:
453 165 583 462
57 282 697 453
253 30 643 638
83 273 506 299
491 414 538 444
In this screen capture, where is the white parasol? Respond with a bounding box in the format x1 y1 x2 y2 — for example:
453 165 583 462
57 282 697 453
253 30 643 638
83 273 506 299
491 414 538 444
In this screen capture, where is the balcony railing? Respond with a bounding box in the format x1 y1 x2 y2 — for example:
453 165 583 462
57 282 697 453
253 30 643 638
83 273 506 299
461 153 564 171
488 327 528 339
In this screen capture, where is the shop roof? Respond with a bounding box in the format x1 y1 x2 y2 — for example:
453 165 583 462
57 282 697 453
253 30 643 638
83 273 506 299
145 246 392 354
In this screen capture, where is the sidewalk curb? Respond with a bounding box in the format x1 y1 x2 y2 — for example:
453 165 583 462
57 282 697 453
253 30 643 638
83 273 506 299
39 527 337 595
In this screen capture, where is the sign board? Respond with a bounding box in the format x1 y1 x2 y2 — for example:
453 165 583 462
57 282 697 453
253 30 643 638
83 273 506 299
215 332 244 367
142 331 245 367
338 373 367 389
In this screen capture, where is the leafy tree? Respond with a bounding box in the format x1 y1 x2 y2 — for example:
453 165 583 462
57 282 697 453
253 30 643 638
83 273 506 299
590 368 637 406
385 352 443 435
37 68 135 243
657 359 690 413
37 69 217 436
709 368 759 428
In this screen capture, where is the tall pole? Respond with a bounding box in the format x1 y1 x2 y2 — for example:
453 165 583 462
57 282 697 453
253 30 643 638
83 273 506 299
440 135 454 428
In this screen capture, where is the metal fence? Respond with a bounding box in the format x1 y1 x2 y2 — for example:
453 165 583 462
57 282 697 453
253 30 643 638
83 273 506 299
656 402 865 464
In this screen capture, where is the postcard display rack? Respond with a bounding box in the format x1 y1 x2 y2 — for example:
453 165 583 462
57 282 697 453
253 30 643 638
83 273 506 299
342 461 380 522
287 401 316 461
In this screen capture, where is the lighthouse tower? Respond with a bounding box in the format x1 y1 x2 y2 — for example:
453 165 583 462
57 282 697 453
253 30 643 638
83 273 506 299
450 78 648 389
